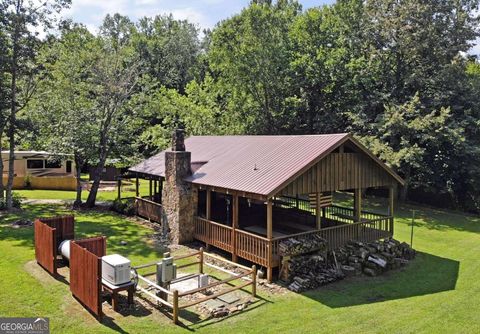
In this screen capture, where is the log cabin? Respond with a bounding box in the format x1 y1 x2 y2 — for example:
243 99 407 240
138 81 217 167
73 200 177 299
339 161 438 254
129 131 404 282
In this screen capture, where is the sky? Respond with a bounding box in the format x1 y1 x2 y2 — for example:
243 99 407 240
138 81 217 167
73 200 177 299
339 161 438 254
62 0 479 55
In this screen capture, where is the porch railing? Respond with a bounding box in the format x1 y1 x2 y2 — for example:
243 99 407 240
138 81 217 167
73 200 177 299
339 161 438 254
236 229 271 267
324 205 388 222
135 197 162 222
194 217 232 252
192 213 393 269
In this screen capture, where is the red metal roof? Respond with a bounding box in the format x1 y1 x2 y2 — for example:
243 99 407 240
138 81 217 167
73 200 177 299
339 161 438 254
130 134 354 196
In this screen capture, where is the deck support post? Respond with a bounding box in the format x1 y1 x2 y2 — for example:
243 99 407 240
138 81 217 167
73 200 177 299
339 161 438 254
206 189 211 220
316 192 322 230
135 174 139 197
232 194 239 262
158 179 163 203
388 186 395 234
266 199 273 283
354 188 362 222
149 179 152 200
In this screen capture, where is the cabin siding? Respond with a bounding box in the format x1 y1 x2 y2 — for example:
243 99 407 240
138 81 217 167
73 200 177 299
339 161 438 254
279 153 395 196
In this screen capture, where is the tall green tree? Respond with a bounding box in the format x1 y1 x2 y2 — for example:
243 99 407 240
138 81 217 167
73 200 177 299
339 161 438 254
208 0 301 134
0 0 70 209
135 14 200 93
85 14 142 207
32 24 97 206
349 0 480 200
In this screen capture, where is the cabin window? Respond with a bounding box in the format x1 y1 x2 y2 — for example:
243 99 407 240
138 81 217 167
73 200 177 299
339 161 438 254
27 159 44 169
45 160 62 168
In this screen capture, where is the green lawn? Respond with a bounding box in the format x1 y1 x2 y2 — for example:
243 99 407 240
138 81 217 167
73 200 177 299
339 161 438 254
14 179 151 202
0 199 479 333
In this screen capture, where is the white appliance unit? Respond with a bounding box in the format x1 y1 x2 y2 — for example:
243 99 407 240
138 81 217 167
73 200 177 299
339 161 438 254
102 254 131 285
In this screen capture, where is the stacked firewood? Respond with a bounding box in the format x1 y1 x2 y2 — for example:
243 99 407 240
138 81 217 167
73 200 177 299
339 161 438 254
281 252 344 292
278 234 327 257
282 237 416 292
287 264 342 292
335 238 416 276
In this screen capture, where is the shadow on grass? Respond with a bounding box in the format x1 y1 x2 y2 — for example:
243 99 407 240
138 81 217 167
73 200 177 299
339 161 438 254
302 251 459 308
0 204 161 260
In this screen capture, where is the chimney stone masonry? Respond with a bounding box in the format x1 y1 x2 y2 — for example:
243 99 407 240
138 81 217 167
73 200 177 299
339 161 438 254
162 129 197 244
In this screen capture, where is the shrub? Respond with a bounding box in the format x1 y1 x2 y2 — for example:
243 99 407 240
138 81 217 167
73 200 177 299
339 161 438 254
111 198 135 216
24 175 32 189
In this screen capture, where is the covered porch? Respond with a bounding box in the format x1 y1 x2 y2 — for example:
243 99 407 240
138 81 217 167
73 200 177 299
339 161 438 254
129 172 164 222
193 186 394 282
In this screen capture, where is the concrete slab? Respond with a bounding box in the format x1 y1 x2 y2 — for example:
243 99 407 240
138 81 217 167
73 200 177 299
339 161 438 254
170 275 199 293
217 293 240 304
202 299 225 310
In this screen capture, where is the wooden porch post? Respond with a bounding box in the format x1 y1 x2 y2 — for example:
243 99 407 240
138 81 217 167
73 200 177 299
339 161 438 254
354 188 362 222
205 189 212 251
316 192 322 230
388 186 395 235
159 179 163 203
206 189 211 220
266 199 273 283
135 174 139 197
232 194 239 262
149 179 152 200
153 179 157 197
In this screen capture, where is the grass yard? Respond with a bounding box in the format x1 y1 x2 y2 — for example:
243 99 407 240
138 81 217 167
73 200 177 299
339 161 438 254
0 199 479 333
14 179 151 202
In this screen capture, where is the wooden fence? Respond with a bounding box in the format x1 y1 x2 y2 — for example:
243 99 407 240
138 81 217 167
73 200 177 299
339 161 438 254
38 216 75 247
34 220 57 275
34 216 75 275
134 248 256 325
70 236 106 320
135 197 162 222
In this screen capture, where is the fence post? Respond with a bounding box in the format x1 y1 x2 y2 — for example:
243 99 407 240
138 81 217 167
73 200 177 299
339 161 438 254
251 265 257 297
172 289 179 324
199 247 204 274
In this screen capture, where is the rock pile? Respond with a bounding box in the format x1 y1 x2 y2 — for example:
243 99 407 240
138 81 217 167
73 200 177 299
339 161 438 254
282 238 416 292
278 233 327 256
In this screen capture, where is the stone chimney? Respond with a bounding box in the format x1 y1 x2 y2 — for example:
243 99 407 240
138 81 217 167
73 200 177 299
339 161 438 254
162 129 196 244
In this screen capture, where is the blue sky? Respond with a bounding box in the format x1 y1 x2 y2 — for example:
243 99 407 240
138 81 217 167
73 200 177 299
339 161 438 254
62 0 478 54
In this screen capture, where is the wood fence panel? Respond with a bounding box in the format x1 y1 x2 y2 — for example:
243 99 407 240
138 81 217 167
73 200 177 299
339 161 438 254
70 238 105 319
39 216 75 247
34 220 57 275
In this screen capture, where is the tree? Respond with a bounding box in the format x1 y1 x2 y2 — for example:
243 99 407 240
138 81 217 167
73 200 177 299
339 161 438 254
135 14 200 93
84 15 142 207
0 0 70 209
138 80 242 153
357 94 464 201
208 0 301 134
31 24 97 206
289 1 365 133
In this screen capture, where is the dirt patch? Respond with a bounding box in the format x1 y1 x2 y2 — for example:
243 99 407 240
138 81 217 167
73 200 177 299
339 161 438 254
24 260 59 287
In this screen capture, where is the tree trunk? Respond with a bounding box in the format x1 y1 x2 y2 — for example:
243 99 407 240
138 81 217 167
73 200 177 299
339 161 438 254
0 123 5 200
73 156 83 207
6 10 20 210
85 136 108 208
